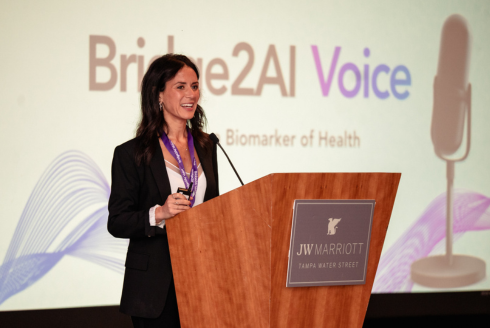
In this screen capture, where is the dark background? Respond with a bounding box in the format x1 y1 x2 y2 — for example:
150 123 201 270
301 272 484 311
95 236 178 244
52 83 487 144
1 291 489 327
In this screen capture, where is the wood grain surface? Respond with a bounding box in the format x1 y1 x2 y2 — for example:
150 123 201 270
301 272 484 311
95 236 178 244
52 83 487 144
167 173 400 328
167 175 272 328
270 173 400 328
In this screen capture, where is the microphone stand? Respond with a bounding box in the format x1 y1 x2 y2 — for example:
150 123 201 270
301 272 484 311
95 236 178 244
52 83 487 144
210 133 244 186
216 142 244 186
441 84 471 265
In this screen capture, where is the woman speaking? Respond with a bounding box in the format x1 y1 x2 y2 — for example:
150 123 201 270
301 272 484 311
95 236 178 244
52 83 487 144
108 54 219 327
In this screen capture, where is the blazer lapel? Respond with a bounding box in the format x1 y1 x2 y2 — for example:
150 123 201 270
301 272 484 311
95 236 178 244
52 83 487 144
149 138 172 204
195 141 215 202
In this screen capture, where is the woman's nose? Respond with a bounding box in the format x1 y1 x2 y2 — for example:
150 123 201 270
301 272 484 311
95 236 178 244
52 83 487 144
185 88 198 99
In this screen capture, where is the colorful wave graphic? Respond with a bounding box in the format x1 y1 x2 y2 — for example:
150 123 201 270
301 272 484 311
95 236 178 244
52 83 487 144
1 151 488 303
373 190 490 292
0 151 127 305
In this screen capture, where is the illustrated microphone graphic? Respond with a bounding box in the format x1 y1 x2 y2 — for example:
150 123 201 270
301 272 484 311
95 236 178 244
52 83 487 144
411 14 485 288
210 133 244 186
431 14 471 158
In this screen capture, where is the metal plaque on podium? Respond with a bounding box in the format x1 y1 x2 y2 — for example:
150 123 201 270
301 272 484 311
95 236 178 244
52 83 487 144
287 199 375 287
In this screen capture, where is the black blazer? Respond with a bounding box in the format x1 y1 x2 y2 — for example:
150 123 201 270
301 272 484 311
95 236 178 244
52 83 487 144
108 136 219 318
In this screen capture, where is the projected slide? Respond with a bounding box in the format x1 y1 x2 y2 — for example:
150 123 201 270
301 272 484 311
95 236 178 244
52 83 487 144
1 0 489 311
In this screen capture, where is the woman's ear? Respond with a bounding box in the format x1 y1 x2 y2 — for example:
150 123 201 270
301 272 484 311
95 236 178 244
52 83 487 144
158 92 165 111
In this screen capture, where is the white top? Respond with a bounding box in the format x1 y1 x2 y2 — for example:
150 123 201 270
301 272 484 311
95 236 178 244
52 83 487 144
149 161 207 228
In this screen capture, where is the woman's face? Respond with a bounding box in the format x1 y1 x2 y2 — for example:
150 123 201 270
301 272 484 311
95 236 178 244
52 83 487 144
159 65 200 123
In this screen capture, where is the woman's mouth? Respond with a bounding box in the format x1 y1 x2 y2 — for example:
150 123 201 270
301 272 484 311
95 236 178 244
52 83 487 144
181 103 194 109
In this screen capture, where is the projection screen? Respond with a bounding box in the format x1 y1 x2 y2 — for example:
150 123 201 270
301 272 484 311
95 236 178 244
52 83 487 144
1 0 489 311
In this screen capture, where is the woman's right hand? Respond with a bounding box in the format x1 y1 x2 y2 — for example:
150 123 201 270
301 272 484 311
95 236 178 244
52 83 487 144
155 193 192 224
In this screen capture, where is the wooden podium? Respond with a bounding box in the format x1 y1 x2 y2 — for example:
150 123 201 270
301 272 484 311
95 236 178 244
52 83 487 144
166 173 400 328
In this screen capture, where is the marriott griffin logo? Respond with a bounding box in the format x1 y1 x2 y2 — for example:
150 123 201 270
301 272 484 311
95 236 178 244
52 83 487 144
327 218 341 235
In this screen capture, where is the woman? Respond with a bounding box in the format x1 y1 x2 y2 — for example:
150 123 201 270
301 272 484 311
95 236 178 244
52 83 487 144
108 54 219 328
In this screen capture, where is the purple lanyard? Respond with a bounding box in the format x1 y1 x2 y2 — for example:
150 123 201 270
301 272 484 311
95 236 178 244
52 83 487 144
160 127 198 207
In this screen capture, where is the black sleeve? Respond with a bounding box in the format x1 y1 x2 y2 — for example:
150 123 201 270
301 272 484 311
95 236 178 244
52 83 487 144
107 145 154 239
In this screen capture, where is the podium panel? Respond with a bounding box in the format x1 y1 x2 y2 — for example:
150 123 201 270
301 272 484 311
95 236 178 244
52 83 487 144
167 173 401 328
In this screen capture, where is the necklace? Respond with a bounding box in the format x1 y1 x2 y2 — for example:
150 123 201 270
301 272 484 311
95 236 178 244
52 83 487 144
164 132 188 152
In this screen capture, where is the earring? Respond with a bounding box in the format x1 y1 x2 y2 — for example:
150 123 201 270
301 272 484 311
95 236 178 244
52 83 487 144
159 102 163 111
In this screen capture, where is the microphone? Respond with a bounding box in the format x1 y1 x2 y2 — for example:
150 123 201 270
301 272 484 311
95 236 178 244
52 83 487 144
411 14 484 289
431 15 472 264
431 14 471 157
210 133 244 186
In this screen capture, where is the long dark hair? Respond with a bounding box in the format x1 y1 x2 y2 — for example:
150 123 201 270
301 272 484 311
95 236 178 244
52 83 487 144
135 54 209 165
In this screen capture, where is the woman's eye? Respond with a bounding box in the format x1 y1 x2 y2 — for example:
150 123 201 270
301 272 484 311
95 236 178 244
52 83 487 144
192 85 199 90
